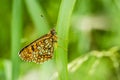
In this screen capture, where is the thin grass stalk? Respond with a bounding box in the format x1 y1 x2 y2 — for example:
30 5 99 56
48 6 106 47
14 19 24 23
11 0 23 80
25 0 49 35
55 0 76 80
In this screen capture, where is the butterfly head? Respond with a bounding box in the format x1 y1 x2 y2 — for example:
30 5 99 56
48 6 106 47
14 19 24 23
49 29 57 43
50 29 56 35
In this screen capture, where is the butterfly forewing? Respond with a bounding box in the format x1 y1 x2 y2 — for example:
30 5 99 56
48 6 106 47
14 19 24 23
19 29 57 63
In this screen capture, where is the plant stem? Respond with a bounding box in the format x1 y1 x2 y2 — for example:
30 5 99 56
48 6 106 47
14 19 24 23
25 0 49 35
11 0 23 80
55 0 76 80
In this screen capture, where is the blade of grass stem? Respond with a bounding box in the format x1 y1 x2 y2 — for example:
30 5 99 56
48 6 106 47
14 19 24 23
11 0 23 80
25 0 49 35
55 0 76 80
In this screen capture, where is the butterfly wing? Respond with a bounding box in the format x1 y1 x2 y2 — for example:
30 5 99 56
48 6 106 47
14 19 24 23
19 35 56 63
32 37 54 63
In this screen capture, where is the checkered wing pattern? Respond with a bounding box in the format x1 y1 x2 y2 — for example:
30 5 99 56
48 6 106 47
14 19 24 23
19 29 57 63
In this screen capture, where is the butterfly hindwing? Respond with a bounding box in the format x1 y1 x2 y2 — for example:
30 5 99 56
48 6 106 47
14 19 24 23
19 29 57 63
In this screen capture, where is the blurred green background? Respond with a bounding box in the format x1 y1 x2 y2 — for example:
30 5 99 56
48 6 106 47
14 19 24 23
0 0 120 80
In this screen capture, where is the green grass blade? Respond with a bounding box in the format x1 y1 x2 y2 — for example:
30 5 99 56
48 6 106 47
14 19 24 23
55 0 76 80
11 0 23 80
25 0 49 35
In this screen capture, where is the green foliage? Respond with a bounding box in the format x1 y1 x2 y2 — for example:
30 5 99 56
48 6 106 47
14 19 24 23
11 0 23 80
68 47 120 80
0 0 120 80
55 0 77 79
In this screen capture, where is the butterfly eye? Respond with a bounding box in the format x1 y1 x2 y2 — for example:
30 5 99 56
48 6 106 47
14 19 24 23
50 29 56 35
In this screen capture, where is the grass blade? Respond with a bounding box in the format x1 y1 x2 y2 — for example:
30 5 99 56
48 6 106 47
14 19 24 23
11 0 23 80
55 0 76 80
25 0 49 35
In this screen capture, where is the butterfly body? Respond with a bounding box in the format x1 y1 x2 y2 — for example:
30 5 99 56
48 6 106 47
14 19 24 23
19 29 57 63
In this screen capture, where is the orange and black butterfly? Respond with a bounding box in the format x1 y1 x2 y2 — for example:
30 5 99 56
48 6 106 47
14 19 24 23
19 29 57 63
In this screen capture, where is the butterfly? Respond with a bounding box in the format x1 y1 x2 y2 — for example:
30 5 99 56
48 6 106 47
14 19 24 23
19 29 57 63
